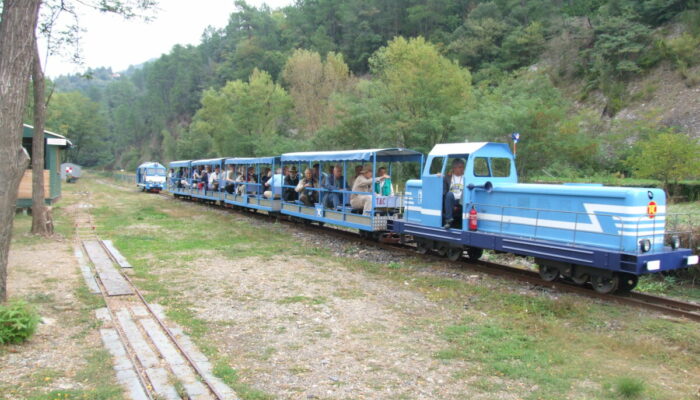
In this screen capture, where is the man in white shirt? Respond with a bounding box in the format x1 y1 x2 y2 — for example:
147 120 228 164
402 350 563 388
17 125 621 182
209 166 219 191
264 168 284 199
443 159 465 229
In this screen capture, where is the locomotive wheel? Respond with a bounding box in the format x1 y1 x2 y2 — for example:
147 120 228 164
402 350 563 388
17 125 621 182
466 247 483 260
617 274 638 293
436 246 448 257
538 264 559 282
415 240 430 255
591 274 619 294
446 247 463 261
570 274 589 285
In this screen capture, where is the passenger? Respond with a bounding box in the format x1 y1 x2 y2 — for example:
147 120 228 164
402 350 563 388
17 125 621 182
442 159 465 229
324 164 348 209
224 165 236 194
246 167 258 194
352 165 363 185
235 166 246 195
209 166 220 191
199 166 209 191
296 167 318 206
374 166 393 196
264 167 283 199
313 163 328 187
261 167 272 188
283 166 299 201
350 166 373 214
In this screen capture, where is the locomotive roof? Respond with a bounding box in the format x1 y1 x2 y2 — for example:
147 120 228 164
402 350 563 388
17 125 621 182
137 161 165 169
428 142 512 157
281 148 422 162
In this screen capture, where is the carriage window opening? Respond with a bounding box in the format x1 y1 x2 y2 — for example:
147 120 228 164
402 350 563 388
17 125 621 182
428 157 445 175
473 157 490 177
490 158 511 177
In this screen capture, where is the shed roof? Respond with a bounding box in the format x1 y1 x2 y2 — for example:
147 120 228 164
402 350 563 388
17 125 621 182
23 124 73 147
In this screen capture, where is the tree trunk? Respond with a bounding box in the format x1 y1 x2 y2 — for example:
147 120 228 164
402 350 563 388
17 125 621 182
0 0 42 303
31 37 52 236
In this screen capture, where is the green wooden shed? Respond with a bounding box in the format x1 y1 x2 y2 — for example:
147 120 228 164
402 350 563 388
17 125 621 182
16 124 73 208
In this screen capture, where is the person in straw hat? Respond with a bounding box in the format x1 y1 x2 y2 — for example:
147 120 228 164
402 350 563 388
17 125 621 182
351 165 374 214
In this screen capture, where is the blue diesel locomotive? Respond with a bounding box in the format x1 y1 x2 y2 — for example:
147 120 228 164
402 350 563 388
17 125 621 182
166 142 697 294
136 162 167 193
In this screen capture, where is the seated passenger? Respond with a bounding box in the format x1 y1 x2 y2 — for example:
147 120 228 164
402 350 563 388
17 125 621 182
283 166 299 201
209 166 220 191
374 166 393 196
296 168 318 206
246 167 258 194
350 166 373 214
323 164 348 209
442 159 465 229
224 165 236 194
261 167 272 188
352 165 364 185
200 167 210 192
264 168 283 199
235 167 246 195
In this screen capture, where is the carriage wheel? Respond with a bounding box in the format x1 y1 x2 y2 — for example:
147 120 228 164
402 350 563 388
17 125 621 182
570 274 589 285
591 274 619 294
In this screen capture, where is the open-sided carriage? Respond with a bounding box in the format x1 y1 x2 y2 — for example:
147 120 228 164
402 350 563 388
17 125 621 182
280 148 423 235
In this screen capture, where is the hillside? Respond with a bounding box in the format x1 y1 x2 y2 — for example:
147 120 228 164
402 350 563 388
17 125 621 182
47 0 700 182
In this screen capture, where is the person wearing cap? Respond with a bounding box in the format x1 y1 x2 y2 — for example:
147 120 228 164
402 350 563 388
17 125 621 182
296 167 318 206
283 165 300 201
351 166 373 214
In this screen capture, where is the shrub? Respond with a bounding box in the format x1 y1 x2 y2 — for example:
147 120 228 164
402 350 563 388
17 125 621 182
613 376 646 399
0 300 41 345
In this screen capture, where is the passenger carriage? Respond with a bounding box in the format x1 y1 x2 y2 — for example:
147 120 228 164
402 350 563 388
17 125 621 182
222 157 283 213
389 142 698 293
188 158 225 202
169 160 192 198
136 162 167 192
280 148 423 235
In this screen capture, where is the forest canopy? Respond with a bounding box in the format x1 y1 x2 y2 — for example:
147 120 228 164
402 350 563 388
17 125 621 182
47 0 700 181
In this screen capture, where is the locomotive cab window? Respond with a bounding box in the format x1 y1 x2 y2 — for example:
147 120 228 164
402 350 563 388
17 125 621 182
490 158 511 177
429 157 445 175
473 157 490 177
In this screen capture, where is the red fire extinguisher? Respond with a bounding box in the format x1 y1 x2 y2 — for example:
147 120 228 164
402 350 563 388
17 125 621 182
468 206 478 231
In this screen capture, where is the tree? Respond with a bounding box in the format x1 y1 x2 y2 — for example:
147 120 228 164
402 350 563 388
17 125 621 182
189 69 292 157
626 132 700 193
0 0 42 302
31 35 51 235
368 36 472 153
282 49 352 137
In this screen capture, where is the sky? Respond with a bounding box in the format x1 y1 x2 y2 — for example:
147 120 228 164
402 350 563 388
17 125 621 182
41 0 293 78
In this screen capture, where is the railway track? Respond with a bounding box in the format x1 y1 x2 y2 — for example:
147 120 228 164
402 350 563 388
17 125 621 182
73 188 236 400
107 179 700 322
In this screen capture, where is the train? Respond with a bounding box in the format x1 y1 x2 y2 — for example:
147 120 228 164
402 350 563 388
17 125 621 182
136 162 167 192
163 142 698 294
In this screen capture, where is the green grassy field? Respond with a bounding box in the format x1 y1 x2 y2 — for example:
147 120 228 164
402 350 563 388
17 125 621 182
84 174 700 400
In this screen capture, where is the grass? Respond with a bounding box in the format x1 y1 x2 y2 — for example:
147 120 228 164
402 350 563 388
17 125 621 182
80 175 700 400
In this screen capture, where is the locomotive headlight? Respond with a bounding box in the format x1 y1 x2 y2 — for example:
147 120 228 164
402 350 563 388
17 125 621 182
687 255 699 266
639 239 651 253
670 235 681 250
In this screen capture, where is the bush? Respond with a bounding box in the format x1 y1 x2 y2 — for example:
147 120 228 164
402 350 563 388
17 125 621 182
0 300 41 345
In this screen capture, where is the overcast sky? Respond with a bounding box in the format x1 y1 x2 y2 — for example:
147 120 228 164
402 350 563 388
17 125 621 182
41 0 293 78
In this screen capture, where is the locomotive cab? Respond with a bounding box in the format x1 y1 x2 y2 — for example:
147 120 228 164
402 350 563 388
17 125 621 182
405 142 517 229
